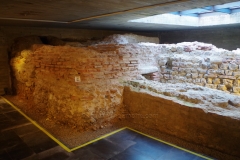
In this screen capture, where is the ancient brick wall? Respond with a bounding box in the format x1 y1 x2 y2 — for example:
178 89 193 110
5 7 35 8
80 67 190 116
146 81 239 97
0 26 158 95
157 42 240 95
10 36 240 132
10 43 160 130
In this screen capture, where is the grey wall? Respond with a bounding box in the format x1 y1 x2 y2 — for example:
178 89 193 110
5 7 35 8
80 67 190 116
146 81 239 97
160 27 240 51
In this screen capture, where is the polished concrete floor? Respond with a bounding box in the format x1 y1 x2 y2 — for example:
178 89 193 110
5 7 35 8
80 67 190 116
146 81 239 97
0 98 211 160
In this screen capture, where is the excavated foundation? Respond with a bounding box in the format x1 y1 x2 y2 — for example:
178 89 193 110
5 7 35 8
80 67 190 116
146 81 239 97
8 33 240 159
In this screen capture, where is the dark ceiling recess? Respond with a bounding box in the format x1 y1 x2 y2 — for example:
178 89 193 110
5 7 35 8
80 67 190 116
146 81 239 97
0 0 239 31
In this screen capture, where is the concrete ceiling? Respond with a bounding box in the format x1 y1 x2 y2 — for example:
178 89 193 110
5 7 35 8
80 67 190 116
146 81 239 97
0 0 239 31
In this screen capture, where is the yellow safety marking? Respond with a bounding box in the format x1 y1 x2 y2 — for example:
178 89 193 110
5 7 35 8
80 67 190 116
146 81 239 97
1 97 214 159
2 97 72 152
126 127 213 160
70 127 127 151
1 97 126 152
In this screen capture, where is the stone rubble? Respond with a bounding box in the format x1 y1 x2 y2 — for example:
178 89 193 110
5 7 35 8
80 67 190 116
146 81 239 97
154 42 240 95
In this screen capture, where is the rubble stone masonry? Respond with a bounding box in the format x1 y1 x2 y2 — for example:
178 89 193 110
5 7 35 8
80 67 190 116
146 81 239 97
156 42 240 95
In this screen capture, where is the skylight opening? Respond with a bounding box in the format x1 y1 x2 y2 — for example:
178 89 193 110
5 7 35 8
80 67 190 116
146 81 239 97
128 1 240 27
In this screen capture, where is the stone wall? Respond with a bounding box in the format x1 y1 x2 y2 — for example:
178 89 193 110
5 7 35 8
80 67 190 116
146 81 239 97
156 42 240 95
160 27 240 50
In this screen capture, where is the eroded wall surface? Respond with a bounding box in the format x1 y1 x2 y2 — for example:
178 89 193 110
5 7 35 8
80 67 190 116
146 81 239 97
156 42 240 95
0 26 158 95
10 34 240 131
10 39 159 131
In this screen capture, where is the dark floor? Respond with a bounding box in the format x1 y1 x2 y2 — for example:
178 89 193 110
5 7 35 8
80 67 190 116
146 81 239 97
0 98 212 160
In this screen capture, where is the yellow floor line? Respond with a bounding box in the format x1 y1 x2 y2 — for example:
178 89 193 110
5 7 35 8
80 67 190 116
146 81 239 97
1 97 213 159
1 96 126 152
2 97 72 152
126 127 213 160
70 127 127 151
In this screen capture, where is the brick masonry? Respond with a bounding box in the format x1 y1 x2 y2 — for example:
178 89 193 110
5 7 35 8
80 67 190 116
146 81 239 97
10 43 160 130
0 26 158 95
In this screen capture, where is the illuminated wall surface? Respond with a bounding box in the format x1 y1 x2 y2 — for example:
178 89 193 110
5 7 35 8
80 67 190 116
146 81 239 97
9 34 240 158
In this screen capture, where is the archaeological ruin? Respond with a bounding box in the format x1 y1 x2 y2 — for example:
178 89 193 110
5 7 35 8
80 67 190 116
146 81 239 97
1 1 240 160
3 33 239 159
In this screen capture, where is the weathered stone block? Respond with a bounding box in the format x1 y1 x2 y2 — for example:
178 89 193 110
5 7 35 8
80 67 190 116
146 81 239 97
170 46 177 52
201 78 206 84
211 99 228 108
213 78 221 84
205 84 216 89
179 62 186 67
184 68 192 73
164 74 173 80
223 79 233 89
190 68 198 73
216 69 225 75
210 58 223 64
186 79 193 83
185 62 193 68
218 75 236 80
219 63 228 70
198 74 203 78
228 97 240 107
158 59 168 66
176 46 183 53
160 66 167 73
207 78 212 84
195 83 204 86
207 69 216 74
217 85 227 91
186 73 191 79
233 71 240 76
225 70 233 76
204 74 218 78
202 63 209 69
178 68 185 73
209 64 218 69
191 73 198 79
195 78 201 83
233 87 240 93
197 69 207 74
229 63 238 70
170 71 178 76
172 67 178 71
233 80 240 87
160 79 167 83
172 61 179 67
